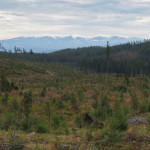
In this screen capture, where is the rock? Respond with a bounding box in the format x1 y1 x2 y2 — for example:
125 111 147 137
128 117 148 126
29 132 35 135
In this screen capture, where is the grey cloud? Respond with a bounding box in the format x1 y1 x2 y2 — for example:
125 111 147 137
0 0 150 39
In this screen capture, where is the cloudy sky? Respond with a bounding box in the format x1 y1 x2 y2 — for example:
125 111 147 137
0 0 150 40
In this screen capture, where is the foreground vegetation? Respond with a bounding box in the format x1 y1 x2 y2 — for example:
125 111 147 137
1 54 150 149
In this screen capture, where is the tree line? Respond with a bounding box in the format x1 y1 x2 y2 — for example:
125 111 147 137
1 40 150 76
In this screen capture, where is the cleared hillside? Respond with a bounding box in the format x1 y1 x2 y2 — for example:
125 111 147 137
1 55 150 149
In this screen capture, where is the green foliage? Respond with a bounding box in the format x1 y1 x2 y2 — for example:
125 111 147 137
10 81 19 90
35 144 48 150
92 100 98 109
41 87 46 97
2 112 17 130
98 128 122 145
36 118 49 133
130 91 139 111
21 90 33 130
44 101 51 123
93 96 112 120
139 99 148 113
106 41 110 72
75 114 84 128
62 93 70 101
142 89 149 98
86 129 93 141
1 92 9 105
120 90 124 102
78 90 84 102
109 106 128 131
10 99 19 112
8 131 25 150
115 85 127 92
2 40 150 75
56 99 64 109
0 73 11 92
124 73 130 86
52 115 68 129
21 115 35 131
70 93 77 105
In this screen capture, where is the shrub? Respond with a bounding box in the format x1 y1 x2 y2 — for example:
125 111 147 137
93 96 112 120
10 81 19 90
62 93 70 101
2 112 17 130
8 131 25 150
109 107 128 131
142 90 149 98
86 129 93 141
41 87 46 97
130 91 139 111
36 118 49 133
1 93 9 105
92 100 98 109
56 99 64 109
44 101 51 124
21 90 33 130
21 115 35 131
52 115 68 129
78 90 84 102
0 120 3 129
139 99 148 113
70 93 77 105
120 90 124 102
115 85 127 92
75 114 84 128
52 115 61 128
10 99 19 112
0 74 12 92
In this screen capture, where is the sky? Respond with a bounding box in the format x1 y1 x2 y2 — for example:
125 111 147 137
0 0 150 40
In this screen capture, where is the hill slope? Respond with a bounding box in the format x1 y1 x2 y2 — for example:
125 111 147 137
1 54 150 149
1 40 150 75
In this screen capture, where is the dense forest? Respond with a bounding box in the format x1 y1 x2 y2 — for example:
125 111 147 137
1 40 150 76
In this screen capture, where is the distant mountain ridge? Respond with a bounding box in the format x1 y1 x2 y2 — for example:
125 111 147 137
0 36 143 53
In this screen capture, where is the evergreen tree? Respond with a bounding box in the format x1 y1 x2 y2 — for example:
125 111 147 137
21 90 33 130
106 41 110 73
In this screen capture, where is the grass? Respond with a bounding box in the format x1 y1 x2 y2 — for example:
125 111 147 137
1 55 150 149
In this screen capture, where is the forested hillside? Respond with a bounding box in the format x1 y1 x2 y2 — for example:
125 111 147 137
1 40 150 75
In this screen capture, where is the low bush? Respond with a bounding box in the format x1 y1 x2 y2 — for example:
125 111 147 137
41 87 46 97
21 115 36 131
1 93 9 105
36 118 49 133
75 114 84 128
2 112 17 130
52 115 68 129
109 107 128 131
139 99 148 113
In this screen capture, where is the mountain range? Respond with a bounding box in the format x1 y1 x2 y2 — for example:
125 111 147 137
0 36 143 53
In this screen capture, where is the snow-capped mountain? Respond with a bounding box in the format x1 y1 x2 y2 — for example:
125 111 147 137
0 36 143 53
